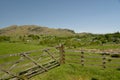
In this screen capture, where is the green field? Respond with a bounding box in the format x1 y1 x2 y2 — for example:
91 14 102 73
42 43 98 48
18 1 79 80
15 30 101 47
0 42 120 80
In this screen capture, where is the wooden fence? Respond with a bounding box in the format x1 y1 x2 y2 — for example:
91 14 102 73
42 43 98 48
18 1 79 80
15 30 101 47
0 45 64 80
61 49 120 69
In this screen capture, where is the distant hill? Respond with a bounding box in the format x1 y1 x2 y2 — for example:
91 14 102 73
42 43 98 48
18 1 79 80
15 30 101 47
0 25 75 37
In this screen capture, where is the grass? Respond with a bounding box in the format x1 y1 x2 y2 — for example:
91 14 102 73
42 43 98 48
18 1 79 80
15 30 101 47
31 64 120 80
0 42 45 55
0 42 48 65
0 42 120 80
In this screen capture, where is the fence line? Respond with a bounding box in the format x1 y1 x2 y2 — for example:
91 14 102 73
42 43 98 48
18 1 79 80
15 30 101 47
61 49 120 69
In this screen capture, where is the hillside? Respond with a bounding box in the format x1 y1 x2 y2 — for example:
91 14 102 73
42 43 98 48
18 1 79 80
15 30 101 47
0 25 75 37
0 25 120 47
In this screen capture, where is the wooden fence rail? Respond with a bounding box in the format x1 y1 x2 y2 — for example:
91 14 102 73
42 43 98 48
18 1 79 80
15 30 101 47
61 49 120 69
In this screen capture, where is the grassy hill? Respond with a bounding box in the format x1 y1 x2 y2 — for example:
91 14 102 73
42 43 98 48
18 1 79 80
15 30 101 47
0 25 120 47
0 25 75 37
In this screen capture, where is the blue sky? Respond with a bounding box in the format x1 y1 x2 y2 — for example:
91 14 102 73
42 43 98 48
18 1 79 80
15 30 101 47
0 0 120 33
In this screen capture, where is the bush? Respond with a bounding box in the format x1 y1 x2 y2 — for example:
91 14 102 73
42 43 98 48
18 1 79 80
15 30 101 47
0 36 10 42
111 54 120 58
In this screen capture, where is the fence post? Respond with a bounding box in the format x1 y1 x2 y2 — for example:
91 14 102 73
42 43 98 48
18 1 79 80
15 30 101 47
81 51 84 66
102 53 106 69
59 44 65 64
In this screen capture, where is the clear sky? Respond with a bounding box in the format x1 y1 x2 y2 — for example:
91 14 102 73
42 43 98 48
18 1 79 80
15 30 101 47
0 0 120 33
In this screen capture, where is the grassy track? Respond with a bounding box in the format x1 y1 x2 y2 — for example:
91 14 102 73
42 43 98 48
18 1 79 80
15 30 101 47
82 44 120 49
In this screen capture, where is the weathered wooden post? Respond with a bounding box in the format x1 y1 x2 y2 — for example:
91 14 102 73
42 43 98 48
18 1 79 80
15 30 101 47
81 51 84 66
102 52 106 69
59 44 65 64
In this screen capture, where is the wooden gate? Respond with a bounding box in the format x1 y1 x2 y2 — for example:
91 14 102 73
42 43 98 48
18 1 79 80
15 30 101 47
0 45 64 80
